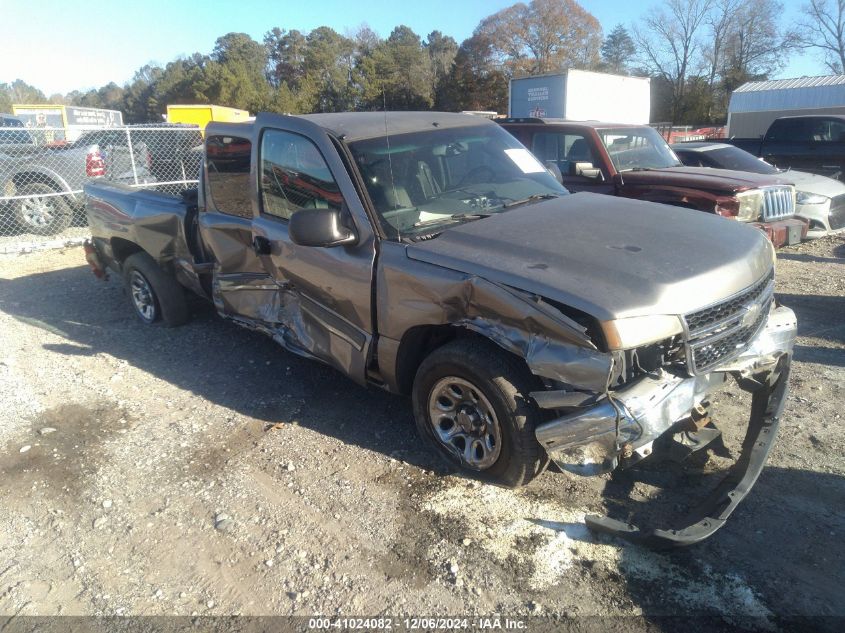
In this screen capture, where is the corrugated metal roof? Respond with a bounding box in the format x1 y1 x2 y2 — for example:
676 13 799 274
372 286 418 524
735 75 845 92
729 75 845 113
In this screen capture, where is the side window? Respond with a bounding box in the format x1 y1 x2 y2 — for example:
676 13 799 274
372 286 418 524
206 134 252 218
531 132 596 177
260 129 342 221
766 119 806 143
808 118 845 143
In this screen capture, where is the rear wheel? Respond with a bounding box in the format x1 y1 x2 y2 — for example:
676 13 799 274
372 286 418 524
412 338 549 487
15 183 73 236
122 252 189 327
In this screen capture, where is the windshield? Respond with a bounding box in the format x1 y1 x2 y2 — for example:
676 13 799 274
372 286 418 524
698 146 780 175
597 126 682 171
348 124 567 240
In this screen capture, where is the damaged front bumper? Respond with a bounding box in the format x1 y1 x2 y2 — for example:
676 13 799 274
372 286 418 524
534 304 797 547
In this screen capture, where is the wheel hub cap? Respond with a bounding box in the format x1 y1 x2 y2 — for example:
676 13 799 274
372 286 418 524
428 377 502 470
129 271 156 322
21 197 55 227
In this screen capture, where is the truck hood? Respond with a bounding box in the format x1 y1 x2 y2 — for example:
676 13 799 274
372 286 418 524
777 169 845 197
621 166 794 193
405 192 773 321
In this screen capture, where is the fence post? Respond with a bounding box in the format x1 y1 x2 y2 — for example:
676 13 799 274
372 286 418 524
125 128 139 186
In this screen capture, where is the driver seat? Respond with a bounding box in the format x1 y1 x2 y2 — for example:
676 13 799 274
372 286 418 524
416 161 441 199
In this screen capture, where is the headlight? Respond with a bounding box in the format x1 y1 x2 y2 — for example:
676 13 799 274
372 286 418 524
599 315 684 350
796 191 828 205
735 189 762 222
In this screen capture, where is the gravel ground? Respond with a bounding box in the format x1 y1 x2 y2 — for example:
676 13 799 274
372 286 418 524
0 235 843 631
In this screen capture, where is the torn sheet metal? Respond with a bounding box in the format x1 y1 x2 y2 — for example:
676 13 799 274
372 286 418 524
535 304 797 478
214 273 369 386
586 353 792 548
376 242 614 393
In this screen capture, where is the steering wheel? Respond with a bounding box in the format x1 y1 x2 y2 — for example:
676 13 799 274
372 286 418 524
457 165 496 187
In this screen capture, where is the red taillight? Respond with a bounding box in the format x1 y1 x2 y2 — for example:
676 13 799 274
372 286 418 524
86 147 105 177
83 241 108 279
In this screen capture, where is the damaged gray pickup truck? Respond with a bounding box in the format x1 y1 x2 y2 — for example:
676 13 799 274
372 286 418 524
83 112 796 547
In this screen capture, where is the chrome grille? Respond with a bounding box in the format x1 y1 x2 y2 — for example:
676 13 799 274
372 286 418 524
762 186 795 221
683 270 775 374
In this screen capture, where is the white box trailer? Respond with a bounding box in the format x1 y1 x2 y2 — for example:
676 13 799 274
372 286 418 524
508 70 651 124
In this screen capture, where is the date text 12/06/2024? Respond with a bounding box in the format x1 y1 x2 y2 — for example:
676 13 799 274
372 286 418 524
307 617 528 630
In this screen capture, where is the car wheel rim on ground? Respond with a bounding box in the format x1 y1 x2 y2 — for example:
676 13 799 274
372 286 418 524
20 196 56 228
427 376 502 470
129 271 156 322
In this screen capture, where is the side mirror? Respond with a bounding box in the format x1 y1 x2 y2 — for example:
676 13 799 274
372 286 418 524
289 206 357 248
571 162 603 180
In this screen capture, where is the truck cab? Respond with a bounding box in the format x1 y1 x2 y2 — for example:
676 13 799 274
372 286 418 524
500 118 808 247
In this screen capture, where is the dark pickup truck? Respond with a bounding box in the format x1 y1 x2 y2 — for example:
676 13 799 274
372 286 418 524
500 118 808 247
723 115 845 183
83 111 796 547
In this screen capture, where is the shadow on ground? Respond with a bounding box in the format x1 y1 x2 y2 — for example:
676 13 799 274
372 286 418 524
0 263 443 476
595 464 845 630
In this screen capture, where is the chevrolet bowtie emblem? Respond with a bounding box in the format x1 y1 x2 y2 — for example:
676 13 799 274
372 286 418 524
741 302 762 329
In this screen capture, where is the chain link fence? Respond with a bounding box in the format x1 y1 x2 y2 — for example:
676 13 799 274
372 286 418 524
0 124 202 253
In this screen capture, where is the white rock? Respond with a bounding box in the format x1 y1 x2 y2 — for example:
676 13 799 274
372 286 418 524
206 599 215 609
20 445 31 453
286 462 295 472
102 500 113 509
39 427 57 435
265 559 274 567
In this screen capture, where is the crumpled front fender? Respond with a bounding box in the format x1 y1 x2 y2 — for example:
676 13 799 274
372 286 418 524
534 305 796 547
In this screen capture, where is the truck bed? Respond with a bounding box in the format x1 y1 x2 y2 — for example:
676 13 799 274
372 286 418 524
83 180 197 271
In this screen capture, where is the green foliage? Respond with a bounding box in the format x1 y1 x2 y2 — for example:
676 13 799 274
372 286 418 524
360 25 434 110
0 79 47 113
437 33 508 112
601 24 636 75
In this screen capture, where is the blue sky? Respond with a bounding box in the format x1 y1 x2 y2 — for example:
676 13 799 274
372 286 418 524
0 0 822 95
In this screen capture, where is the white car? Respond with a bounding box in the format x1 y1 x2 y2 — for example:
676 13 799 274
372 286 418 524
672 142 845 239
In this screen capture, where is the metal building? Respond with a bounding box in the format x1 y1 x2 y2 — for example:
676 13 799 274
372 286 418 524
728 75 845 138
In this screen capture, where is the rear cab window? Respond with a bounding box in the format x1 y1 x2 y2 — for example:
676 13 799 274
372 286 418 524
206 134 253 218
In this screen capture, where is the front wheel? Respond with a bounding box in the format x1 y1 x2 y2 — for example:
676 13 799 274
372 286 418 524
15 183 73 236
412 338 549 487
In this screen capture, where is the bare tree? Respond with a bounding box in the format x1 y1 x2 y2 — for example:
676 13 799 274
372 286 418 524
705 0 740 89
634 0 712 123
723 0 797 88
798 0 845 73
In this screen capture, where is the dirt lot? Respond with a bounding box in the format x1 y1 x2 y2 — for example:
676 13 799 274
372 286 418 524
0 236 843 631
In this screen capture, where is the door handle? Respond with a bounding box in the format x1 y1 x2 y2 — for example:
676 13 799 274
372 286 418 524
252 235 272 256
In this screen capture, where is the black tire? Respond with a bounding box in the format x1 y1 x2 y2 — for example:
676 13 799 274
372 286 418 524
412 338 549 487
122 252 189 327
15 183 73 236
